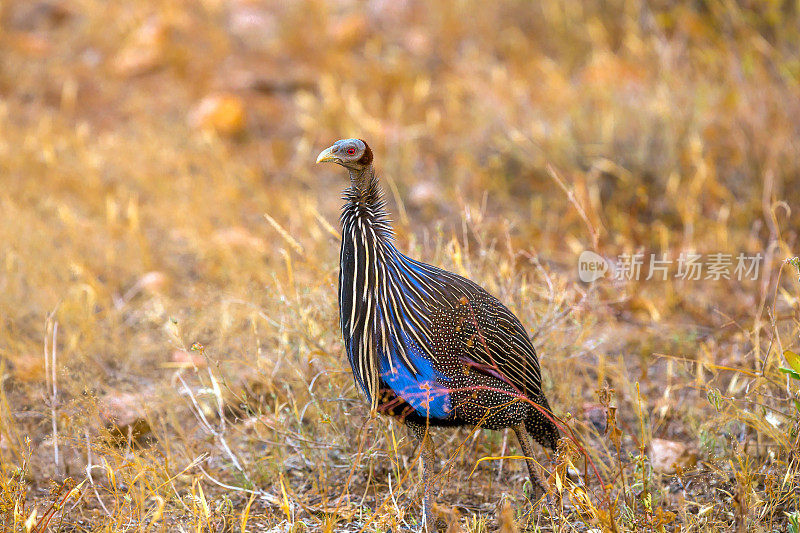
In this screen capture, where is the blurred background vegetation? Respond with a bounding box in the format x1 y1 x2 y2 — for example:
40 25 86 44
0 1 798 531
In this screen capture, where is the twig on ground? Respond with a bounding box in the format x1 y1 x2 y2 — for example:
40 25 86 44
44 316 60 477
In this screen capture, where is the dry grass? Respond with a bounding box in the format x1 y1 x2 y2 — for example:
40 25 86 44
1 0 799 531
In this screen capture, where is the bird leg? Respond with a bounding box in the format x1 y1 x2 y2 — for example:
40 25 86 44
409 422 437 532
512 423 550 500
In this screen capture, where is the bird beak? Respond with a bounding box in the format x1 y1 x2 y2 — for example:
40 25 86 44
316 146 339 164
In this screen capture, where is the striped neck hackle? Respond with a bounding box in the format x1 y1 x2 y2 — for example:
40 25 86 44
342 160 393 243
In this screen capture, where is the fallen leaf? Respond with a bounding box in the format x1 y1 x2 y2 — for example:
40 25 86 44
445 507 463 532
212 226 265 251
190 94 247 136
329 14 367 47
649 438 696 474
170 349 206 369
122 271 168 302
498 499 519 533
99 392 151 442
8 32 51 56
112 17 167 77
12 355 45 382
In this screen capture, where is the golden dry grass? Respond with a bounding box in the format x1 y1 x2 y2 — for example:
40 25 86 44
1 1 799 531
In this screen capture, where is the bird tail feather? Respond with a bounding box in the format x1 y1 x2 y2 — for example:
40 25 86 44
526 396 560 450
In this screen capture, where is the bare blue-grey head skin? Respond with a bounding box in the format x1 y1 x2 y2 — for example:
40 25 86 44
315 138 373 172
316 139 377 197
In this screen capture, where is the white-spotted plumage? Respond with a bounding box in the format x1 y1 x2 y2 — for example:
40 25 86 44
337 159 557 449
321 138 557 531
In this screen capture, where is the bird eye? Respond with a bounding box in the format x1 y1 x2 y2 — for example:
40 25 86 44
347 147 356 155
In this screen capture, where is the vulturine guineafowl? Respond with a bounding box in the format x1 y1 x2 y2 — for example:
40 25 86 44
316 138 559 531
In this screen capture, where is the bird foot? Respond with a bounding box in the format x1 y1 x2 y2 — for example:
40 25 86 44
521 479 555 518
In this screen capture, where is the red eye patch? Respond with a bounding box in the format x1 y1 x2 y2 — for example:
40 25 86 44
347 147 356 155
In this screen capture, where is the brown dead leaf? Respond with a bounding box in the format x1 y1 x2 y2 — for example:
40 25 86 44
123 271 168 302
170 349 206 369
212 226 265 251
329 14 367 47
498 499 518 533
8 32 52 56
649 438 696 474
12 355 45 383
190 94 247 136
112 17 167 77
445 507 464 532
99 392 151 442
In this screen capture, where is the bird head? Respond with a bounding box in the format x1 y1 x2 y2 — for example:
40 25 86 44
316 139 373 171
